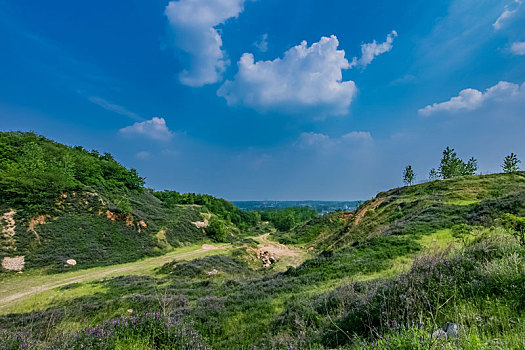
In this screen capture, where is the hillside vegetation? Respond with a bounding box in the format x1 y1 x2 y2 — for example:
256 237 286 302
1 133 525 349
0 132 260 272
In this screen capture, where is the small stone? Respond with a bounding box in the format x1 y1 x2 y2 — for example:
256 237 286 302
432 329 447 340
446 323 459 338
66 259 77 266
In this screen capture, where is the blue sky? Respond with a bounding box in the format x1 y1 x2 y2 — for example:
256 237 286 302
0 0 524 200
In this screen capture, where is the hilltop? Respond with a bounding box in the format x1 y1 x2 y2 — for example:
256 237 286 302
276 172 525 250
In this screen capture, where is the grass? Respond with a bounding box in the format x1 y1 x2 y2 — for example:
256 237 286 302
2 173 525 349
0 243 232 315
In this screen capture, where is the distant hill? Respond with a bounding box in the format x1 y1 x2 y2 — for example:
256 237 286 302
0 132 259 272
233 200 360 214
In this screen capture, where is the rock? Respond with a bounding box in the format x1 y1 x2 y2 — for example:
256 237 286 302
432 329 447 340
432 323 458 340
446 323 459 338
207 269 219 275
2 256 25 271
258 250 278 267
66 259 77 266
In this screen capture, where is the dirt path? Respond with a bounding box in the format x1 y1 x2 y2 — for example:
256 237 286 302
354 197 385 225
253 233 305 267
0 244 229 311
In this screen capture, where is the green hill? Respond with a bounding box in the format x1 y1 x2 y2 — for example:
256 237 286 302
277 172 525 250
0 132 260 272
1 133 525 349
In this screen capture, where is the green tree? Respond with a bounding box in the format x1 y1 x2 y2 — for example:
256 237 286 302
403 165 415 186
438 147 478 179
206 217 228 242
429 168 439 181
502 153 521 173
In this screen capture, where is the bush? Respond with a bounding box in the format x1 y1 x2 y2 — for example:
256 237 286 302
206 217 228 242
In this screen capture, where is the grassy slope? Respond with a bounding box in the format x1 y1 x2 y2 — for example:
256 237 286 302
0 132 255 273
1 173 525 349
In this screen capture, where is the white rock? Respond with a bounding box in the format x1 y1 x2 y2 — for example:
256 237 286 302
66 259 77 266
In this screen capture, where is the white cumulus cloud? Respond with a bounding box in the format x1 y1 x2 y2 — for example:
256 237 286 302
511 41 525 55
165 0 248 87
119 117 174 141
493 0 522 30
357 30 398 68
217 35 357 116
419 81 525 116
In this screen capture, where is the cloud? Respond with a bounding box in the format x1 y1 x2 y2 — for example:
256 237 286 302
88 96 142 121
295 131 372 151
357 30 397 68
493 0 522 30
253 33 269 52
119 117 174 141
217 35 357 116
511 41 525 55
165 0 248 87
419 81 525 116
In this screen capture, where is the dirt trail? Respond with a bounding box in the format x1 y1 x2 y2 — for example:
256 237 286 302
0 244 229 311
354 198 386 225
253 233 304 267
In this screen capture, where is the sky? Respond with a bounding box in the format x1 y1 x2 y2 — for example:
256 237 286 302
0 0 524 201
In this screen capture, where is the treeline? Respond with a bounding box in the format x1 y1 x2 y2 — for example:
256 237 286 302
259 206 318 231
0 132 144 212
403 147 521 185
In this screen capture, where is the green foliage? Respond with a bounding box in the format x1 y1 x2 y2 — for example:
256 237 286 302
274 211 347 245
502 213 525 245
0 132 261 271
206 217 228 242
0 132 145 212
154 190 260 231
502 152 521 173
403 165 415 185
428 168 439 180
438 147 478 179
260 206 318 231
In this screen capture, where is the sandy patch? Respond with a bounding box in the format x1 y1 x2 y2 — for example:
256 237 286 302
192 219 209 229
2 256 25 271
2 209 17 252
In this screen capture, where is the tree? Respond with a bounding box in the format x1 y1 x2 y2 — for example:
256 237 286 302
403 165 415 186
429 168 439 181
206 217 228 242
502 153 521 173
438 147 478 179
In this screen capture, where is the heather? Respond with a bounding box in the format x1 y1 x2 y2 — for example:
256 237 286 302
2 134 525 349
